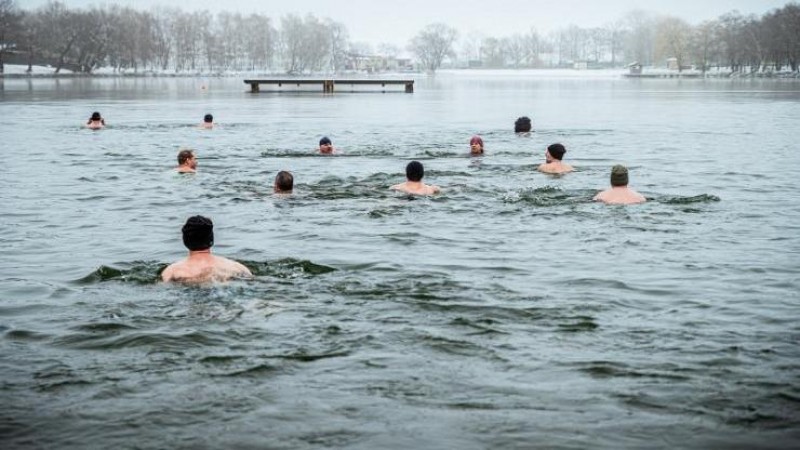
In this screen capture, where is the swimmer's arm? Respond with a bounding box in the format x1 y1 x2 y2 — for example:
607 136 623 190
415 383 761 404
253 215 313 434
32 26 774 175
161 265 175 282
432 185 441 194
233 261 253 277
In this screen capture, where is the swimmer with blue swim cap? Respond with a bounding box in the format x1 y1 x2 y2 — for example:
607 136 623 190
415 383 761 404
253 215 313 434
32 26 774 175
319 136 336 154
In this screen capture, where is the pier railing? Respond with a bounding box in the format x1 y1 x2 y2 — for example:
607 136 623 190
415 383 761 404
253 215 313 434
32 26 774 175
244 79 414 93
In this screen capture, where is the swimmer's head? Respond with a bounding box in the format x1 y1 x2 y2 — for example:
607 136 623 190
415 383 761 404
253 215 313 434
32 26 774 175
90 111 102 121
469 135 484 154
177 149 196 167
514 116 532 133
319 136 333 154
274 170 294 193
610 164 629 187
406 161 424 182
546 143 566 161
203 114 213 123
182 215 214 251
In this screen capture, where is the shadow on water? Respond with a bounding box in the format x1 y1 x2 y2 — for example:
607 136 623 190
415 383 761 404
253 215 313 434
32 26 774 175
73 261 168 285
657 194 721 204
503 186 596 207
243 258 336 278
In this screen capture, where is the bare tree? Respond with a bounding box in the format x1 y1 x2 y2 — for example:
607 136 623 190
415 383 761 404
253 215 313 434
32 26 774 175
522 28 541 67
409 23 457 72
503 34 526 68
0 0 20 73
655 16 692 71
480 36 504 68
605 19 627 67
328 19 348 73
279 13 330 74
624 10 656 65
459 32 483 65
691 20 719 74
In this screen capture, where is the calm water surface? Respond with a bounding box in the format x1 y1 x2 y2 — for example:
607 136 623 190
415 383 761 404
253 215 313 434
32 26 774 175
1 70 799 449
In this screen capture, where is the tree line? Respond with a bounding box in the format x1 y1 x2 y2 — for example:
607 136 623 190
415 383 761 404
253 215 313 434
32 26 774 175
1 0 798 75
415 2 800 73
0 0 348 74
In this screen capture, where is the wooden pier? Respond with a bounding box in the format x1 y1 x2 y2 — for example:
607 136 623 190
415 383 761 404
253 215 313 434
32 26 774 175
244 79 414 93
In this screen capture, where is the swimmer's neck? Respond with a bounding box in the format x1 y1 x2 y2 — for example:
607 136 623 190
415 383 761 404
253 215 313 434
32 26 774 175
188 249 213 258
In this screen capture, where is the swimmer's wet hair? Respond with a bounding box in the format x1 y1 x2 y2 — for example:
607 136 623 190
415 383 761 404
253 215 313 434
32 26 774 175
90 111 102 121
470 135 484 147
406 161 424 182
514 116 532 133
275 170 294 192
182 216 214 251
319 136 332 146
177 149 194 165
204 114 213 123
547 143 566 160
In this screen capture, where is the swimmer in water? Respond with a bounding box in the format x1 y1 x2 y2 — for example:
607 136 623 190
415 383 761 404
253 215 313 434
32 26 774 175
176 149 197 173
86 111 105 130
391 161 441 196
274 170 294 193
537 143 574 174
319 136 336 155
514 116 532 133
594 164 646 205
162 215 253 283
201 113 213 129
469 135 484 155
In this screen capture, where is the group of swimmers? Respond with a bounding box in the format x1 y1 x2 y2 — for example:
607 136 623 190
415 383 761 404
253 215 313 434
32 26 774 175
86 111 646 283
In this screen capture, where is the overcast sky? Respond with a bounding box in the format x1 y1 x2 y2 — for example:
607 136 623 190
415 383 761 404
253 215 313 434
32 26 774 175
20 0 788 46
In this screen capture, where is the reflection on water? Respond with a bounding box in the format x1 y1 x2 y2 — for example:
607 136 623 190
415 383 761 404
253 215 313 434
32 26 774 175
1 73 799 449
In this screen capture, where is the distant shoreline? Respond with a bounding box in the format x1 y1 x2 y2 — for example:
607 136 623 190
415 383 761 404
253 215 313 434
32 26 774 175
2 67 799 80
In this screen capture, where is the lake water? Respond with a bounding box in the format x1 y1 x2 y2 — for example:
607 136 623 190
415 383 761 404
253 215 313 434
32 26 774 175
1 70 799 449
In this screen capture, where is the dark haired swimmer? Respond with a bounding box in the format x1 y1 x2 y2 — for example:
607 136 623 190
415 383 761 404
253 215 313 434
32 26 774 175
162 215 253 283
538 143 574 174
514 116 532 133
274 170 294 193
594 164 646 205
176 149 197 173
469 135 484 155
201 113 213 129
391 161 440 195
87 111 105 130
319 136 336 154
